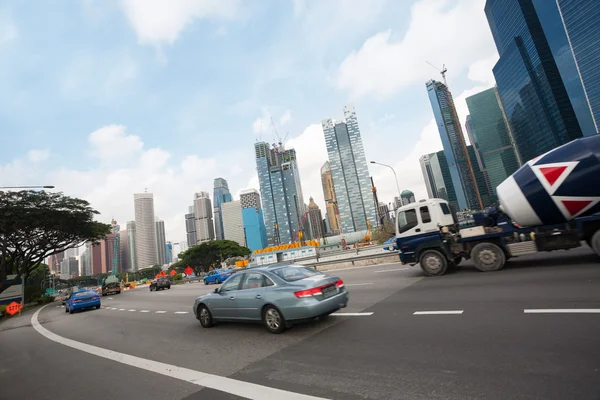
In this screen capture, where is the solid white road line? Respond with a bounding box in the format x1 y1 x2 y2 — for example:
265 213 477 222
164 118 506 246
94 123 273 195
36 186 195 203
330 312 374 316
174 311 189 314
32 306 327 400
524 309 600 314
140 310 150 313
155 311 167 314
345 283 374 287
374 268 410 273
413 310 464 315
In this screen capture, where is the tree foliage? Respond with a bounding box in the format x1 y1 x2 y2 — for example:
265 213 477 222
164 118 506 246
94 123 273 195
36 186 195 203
0 190 111 294
179 240 250 274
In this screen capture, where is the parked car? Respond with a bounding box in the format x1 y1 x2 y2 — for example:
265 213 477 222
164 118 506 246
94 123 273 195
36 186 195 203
193 265 349 334
101 281 121 296
203 268 235 285
65 290 101 314
150 277 171 291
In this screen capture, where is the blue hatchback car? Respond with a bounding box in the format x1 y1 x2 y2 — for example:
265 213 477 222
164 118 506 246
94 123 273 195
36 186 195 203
203 268 235 285
65 290 101 314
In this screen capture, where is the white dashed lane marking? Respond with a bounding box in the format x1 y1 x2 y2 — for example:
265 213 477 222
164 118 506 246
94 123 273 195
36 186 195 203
140 310 150 313
413 310 464 315
174 311 189 314
155 311 167 314
331 312 373 316
524 309 600 314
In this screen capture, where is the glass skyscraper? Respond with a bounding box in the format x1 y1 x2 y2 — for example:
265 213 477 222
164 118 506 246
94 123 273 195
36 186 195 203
254 142 306 246
240 189 268 251
213 178 232 241
420 150 459 212
556 0 600 135
466 87 521 197
485 0 585 163
321 105 377 234
427 80 482 210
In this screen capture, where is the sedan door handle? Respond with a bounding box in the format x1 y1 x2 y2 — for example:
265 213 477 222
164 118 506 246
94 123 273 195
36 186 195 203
255 294 262 299
229 296 235 300
415 228 421 232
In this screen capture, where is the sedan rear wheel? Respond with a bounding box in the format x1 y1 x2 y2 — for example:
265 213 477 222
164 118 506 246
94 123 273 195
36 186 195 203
198 305 214 328
262 305 286 334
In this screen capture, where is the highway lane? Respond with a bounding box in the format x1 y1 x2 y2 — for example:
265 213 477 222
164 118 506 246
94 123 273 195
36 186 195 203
2 249 600 399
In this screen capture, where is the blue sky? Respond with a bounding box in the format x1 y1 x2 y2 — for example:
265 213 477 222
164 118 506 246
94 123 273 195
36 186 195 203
0 0 499 244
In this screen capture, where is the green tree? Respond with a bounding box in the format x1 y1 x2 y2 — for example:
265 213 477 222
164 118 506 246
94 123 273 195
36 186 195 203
180 240 250 274
0 190 111 294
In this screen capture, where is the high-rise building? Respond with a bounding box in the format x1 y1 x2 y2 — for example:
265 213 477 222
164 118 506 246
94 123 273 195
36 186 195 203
60 257 79 278
90 242 103 276
485 0 586 163
419 154 437 199
240 189 267 251
556 0 600 135
307 197 324 240
185 212 197 248
119 229 130 272
48 251 65 274
126 221 137 271
466 87 521 197
421 150 459 211
321 105 377 234
165 242 173 264
320 161 340 233
179 239 189 254
222 200 245 247
213 178 233 240
377 202 391 225
134 193 158 269
155 219 166 265
101 233 120 275
255 141 306 245
65 247 78 258
400 190 416 206
466 145 493 207
427 80 482 210
193 192 215 243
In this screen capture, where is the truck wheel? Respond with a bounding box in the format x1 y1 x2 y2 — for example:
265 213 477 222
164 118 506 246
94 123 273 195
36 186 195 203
419 250 448 276
471 242 506 272
590 230 600 256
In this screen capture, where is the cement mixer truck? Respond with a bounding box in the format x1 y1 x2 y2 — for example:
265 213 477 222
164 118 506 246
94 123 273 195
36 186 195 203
395 135 600 276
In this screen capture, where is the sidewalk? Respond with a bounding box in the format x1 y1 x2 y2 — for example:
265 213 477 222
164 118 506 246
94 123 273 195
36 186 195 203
0 304 44 332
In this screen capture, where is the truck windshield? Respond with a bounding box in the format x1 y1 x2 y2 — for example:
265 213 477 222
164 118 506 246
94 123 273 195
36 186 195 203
398 209 418 233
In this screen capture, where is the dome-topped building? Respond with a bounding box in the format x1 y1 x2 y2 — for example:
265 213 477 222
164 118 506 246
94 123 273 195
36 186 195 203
400 190 415 206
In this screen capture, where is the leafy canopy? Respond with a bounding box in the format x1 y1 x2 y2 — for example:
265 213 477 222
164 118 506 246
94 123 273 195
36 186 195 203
0 190 111 294
179 240 250 274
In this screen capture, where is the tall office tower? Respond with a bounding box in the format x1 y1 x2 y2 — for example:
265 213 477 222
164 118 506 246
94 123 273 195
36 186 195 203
185 212 197 248
126 221 137 271
320 161 340 233
48 252 65 274
155 219 167 265
61 257 79 277
419 154 438 198
240 189 267 251
466 87 521 196
377 202 391 225
255 141 306 246
421 150 459 211
307 197 324 240
222 200 245 247
466 146 493 207
465 115 494 198
65 247 78 258
400 190 415 206
556 0 600 134
193 192 215 243
179 240 189 253
213 178 233 240
321 105 377 234
165 242 173 264
485 0 591 164
119 229 130 272
427 80 482 210
133 193 158 269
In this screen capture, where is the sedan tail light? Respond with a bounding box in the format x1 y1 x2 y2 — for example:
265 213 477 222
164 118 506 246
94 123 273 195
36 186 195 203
72 299 81 303
92 296 99 300
335 279 344 288
294 287 323 298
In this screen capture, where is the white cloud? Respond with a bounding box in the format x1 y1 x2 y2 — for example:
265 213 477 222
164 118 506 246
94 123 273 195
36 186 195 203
120 0 240 46
467 54 499 86
279 110 292 126
27 149 50 163
89 125 143 165
337 0 498 99
0 10 18 45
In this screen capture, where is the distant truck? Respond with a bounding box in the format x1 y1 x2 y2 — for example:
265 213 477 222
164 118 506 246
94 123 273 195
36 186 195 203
101 276 121 296
395 136 600 276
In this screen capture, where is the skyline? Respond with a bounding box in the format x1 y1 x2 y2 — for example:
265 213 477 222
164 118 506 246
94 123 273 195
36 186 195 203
0 0 501 241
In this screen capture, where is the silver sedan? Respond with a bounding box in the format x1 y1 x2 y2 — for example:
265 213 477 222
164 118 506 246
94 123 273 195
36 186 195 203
193 264 349 333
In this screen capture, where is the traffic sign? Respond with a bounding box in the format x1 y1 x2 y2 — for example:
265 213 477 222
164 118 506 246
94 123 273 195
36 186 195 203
184 266 193 276
169 270 176 276
5 301 22 316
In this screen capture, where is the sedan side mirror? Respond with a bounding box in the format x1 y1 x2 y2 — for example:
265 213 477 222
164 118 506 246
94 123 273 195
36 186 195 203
214 287 220 294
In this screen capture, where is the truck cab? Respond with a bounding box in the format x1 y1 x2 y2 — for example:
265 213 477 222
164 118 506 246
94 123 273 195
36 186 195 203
395 199 455 266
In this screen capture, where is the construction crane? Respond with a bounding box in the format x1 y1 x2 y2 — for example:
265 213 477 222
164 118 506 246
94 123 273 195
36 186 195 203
426 61 448 86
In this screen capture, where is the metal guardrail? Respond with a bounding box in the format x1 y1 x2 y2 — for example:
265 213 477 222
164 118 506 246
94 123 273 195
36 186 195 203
291 246 400 268
284 243 395 264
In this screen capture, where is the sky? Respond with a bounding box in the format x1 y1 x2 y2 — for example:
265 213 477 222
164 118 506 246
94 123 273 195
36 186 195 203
0 0 499 246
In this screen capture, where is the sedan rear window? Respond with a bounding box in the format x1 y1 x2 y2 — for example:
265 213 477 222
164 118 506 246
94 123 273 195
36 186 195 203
74 291 95 298
272 266 320 282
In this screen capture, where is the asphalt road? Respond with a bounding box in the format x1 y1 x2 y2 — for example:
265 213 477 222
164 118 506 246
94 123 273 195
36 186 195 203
1 247 600 399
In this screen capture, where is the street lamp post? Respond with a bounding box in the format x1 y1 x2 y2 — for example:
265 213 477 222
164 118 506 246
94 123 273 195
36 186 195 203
0 185 55 189
370 161 401 200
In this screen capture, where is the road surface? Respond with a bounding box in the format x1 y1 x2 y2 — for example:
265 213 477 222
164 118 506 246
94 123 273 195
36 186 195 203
1 247 599 399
